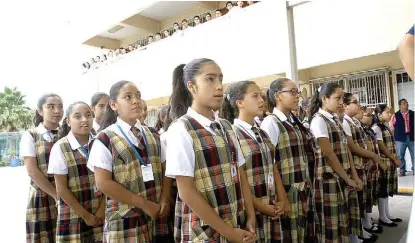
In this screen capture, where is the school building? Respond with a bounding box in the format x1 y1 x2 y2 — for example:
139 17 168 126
80 1 414 126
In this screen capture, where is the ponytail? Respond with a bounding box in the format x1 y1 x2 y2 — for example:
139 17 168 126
308 90 322 121
308 82 340 121
220 81 256 124
266 89 274 113
34 111 43 127
100 80 131 131
221 94 236 124
58 118 71 139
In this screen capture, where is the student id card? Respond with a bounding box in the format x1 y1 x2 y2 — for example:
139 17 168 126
141 164 154 182
231 164 238 182
268 174 274 190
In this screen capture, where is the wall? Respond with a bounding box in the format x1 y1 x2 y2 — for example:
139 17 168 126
120 14 161 47
83 36 120 49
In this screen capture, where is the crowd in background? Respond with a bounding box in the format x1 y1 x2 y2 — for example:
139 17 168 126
81 1 258 73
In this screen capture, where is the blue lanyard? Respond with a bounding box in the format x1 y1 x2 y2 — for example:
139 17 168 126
117 125 150 165
76 133 93 160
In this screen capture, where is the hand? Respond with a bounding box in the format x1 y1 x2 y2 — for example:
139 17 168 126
83 213 103 227
245 215 256 237
273 200 288 216
143 201 161 220
226 228 256 243
95 207 105 221
393 157 401 167
365 160 374 170
378 161 387 171
346 178 358 190
372 154 383 164
353 177 363 191
158 197 170 217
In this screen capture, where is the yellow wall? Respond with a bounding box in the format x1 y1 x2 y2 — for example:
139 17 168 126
83 36 120 50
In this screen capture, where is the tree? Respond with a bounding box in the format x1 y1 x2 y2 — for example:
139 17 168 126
0 87 34 132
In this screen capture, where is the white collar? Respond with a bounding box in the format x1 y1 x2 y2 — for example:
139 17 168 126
186 107 218 127
273 107 289 122
233 118 256 131
67 131 93 150
318 108 334 119
344 114 354 123
36 123 59 135
93 119 101 131
116 117 142 133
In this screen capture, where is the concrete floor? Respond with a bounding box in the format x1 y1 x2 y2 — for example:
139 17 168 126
0 167 412 242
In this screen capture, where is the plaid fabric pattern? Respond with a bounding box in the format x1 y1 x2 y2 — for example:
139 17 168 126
233 126 279 242
97 125 166 242
55 138 103 242
378 125 398 197
26 130 58 243
174 116 245 242
268 114 312 243
313 113 351 178
344 118 367 169
363 127 380 210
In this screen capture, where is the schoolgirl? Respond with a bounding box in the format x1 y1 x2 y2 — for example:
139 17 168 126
358 107 384 234
221 81 288 242
260 78 316 243
87 81 171 242
166 59 256 242
372 104 402 227
20 93 63 242
48 101 105 242
90 92 109 133
342 93 385 241
308 83 363 243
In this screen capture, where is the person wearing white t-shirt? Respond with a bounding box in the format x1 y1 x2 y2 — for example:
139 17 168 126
48 101 104 242
166 60 256 242
309 83 363 243
90 92 109 134
87 81 171 242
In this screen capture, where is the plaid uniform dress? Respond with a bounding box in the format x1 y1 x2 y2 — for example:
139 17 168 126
312 113 352 243
363 127 380 212
174 116 245 242
55 137 103 242
377 125 398 198
267 114 312 243
233 125 280 242
26 130 58 243
344 118 367 219
97 126 168 242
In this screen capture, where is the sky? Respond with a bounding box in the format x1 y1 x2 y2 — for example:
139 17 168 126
0 0 156 109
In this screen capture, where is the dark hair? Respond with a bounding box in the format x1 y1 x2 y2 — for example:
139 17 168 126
173 22 179 26
399 98 408 105
194 15 200 19
374 104 389 129
163 106 173 131
155 105 170 132
169 58 215 119
35 93 62 126
343 92 354 105
226 1 233 6
266 78 291 108
182 19 188 23
308 82 341 120
221 81 256 124
216 9 222 12
206 13 212 17
155 33 161 36
58 101 91 139
100 81 133 130
148 35 153 38
91 92 109 106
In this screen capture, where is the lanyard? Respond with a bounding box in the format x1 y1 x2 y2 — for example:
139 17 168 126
237 125 271 164
117 125 150 165
212 123 236 164
76 133 93 159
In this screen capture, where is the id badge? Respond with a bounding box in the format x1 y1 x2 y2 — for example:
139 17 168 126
231 163 238 182
268 174 274 190
141 164 154 182
342 136 347 145
94 185 102 197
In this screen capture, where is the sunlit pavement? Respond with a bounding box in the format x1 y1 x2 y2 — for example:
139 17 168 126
0 166 412 242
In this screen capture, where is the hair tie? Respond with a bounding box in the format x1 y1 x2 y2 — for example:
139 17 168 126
226 94 230 101
317 86 322 92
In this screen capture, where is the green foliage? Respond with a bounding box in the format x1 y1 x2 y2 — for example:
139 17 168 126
0 87 34 132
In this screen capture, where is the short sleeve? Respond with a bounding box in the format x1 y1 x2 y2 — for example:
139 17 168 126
408 26 414 35
19 131 36 158
310 116 329 138
165 121 195 178
47 143 68 175
87 138 113 172
160 137 166 163
342 120 352 137
232 136 246 167
372 126 383 141
260 117 280 147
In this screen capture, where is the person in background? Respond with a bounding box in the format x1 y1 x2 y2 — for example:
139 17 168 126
390 98 414 176
193 15 201 26
226 1 234 11
155 33 162 41
120 47 127 55
163 30 170 38
302 97 311 129
90 57 97 69
237 1 245 8
114 49 120 57
100 54 107 64
139 100 148 126
173 22 181 34
215 9 223 18
155 105 170 134
205 12 212 21
127 44 134 53
134 43 141 50
397 25 414 80
181 19 189 30
107 50 114 59
90 92 110 133
248 1 255 6
148 35 154 44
